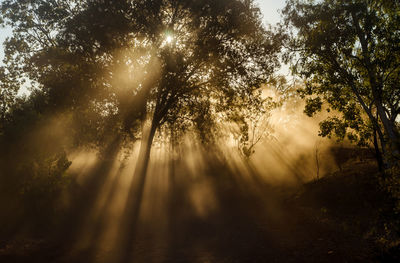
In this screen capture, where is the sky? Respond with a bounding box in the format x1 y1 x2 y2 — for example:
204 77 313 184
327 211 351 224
257 0 286 25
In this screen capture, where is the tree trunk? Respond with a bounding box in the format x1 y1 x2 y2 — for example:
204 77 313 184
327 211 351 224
116 116 158 263
351 11 399 160
132 117 158 205
373 127 384 172
376 102 400 159
315 144 320 180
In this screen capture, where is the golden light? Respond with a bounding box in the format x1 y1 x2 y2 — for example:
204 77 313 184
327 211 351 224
166 35 173 43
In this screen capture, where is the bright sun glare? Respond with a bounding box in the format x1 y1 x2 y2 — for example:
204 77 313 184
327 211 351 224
166 35 173 43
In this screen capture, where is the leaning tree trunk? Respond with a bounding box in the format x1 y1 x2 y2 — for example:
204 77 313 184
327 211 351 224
376 102 400 160
373 127 384 172
115 116 158 263
131 117 158 211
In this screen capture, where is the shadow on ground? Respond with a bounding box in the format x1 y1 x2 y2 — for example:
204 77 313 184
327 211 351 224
0 153 383 263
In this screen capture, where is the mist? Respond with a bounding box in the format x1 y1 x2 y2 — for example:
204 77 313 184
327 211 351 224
1 0 398 262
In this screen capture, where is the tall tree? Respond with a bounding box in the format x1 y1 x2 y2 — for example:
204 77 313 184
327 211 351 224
1 0 280 158
282 0 400 166
1 0 280 249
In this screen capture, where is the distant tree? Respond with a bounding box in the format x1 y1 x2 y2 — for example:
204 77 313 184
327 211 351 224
282 0 400 167
0 93 72 235
229 91 276 159
0 66 19 128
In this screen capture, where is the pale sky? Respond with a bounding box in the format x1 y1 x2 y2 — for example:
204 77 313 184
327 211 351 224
256 0 286 25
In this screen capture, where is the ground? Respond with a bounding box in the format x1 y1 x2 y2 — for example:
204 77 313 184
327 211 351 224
0 158 396 263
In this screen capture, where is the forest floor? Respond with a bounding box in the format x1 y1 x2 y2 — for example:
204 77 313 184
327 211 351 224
0 159 397 263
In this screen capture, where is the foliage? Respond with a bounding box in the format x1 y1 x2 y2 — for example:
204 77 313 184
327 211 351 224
281 1 400 252
1 0 281 150
282 0 400 163
0 0 282 236
0 95 72 235
228 91 276 158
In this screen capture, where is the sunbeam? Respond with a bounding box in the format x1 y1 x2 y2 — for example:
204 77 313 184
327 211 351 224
0 0 398 262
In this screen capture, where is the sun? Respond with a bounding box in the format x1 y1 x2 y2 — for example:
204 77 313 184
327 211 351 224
166 35 173 43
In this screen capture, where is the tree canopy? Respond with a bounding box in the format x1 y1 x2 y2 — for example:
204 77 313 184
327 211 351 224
1 0 280 150
282 0 400 166
0 0 281 240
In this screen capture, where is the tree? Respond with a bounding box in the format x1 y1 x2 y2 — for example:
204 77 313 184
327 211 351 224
282 0 400 167
2 0 280 152
1 0 280 253
229 92 276 159
0 66 19 128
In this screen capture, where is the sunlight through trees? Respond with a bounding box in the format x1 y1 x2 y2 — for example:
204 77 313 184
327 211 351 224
0 0 399 262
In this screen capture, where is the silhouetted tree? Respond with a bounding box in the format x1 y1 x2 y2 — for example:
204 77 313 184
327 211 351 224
282 0 400 166
2 0 280 153
1 0 281 249
230 94 276 159
0 66 19 127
